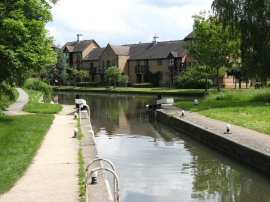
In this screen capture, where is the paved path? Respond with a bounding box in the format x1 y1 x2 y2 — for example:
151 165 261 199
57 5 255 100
161 106 270 156
0 89 79 202
3 88 30 116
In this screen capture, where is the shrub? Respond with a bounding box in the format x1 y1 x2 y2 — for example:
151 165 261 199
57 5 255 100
24 78 52 102
175 77 213 89
0 82 16 111
133 83 153 88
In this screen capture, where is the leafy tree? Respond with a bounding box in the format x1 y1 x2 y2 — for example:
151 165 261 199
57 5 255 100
119 75 129 87
76 69 89 83
54 48 68 85
0 0 57 86
105 66 122 88
212 0 270 85
187 12 240 91
175 65 215 91
188 65 214 91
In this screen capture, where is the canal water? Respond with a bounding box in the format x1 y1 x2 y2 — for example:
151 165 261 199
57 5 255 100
58 92 270 202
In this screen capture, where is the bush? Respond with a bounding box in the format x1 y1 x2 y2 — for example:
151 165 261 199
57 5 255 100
175 77 213 89
0 82 17 111
24 78 52 102
133 83 153 88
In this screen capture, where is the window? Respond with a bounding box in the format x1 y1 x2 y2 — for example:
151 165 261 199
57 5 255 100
102 61 105 67
157 59 162 66
106 60 111 67
112 59 116 66
169 58 174 67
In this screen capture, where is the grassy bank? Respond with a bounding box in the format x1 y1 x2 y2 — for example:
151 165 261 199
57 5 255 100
0 114 54 193
0 87 62 193
175 89 270 134
23 89 62 114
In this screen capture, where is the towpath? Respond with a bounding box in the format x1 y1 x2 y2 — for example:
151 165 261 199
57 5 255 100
0 89 79 202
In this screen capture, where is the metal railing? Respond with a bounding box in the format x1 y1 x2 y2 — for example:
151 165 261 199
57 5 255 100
85 158 120 202
78 100 119 202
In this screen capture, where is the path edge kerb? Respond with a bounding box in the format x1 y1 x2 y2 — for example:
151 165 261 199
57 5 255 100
156 110 270 176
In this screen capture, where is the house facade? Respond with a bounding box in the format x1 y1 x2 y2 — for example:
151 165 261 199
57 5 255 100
63 33 245 88
63 34 196 86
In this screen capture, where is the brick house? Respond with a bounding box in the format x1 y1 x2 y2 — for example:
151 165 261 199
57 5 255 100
63 34 100 70
63 33 245 87
76 36 195 86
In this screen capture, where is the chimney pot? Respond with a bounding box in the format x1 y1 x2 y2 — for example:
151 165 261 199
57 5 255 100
77 34 83 43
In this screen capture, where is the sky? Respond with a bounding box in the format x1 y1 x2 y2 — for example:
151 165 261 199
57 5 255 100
46 0 213 47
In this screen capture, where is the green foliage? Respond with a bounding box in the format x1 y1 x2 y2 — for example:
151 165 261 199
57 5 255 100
105 66 123 88
174 65 214 90
174 89 270 134
119 75 129 86
41 48 68 85
76 70 89 83
175 77 213 89
187 12 240 91
0 114 54 193
24 78 52 102
78 148 85 202
0 82 17 111
0 0 57 86
23 89 62 114
133 83 153 88
212 0 270 83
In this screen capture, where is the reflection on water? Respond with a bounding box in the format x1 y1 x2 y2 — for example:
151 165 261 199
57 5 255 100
58 92 270 202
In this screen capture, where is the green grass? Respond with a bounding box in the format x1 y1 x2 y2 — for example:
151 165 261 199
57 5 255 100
78 148 85 202
23 89 62 114
77 118 85 202
175 88 270 134
53 86 207 95
0 114 54 193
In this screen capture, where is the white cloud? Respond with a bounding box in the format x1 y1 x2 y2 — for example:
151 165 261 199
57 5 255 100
46 0 213 47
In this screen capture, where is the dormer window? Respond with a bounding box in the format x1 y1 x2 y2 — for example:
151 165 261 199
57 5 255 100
169 58 174 67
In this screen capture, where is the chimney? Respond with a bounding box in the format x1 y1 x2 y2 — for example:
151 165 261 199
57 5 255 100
153 35 159 45
77 34 83 43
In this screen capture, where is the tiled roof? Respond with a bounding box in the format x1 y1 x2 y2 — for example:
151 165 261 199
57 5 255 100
63 40 96 52
184 31 194 40
84 48 105 61
80 39 188 61
127 40 187 60
110 45 130 56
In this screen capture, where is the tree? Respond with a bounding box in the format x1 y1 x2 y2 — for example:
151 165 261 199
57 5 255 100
76 70 89 83
0 0 57 86
186 12 240 91
212 0 270 85
119 75 129 87
105 66 122 88
175 65 215 91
